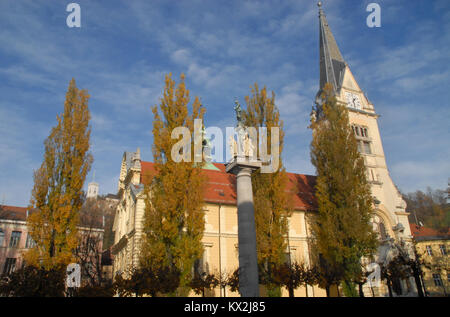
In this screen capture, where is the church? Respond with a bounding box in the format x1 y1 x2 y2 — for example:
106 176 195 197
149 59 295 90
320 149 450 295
111 4 416 297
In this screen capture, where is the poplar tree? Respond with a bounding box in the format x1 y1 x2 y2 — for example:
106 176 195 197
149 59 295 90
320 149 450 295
243 83 292 296
309 83 378 296
140 74 206 295
26 78 93 269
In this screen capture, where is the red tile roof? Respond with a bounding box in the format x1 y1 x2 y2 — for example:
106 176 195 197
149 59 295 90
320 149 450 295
410 223 450 239
0 205 28 221
0 205 103 229
140 162 317 211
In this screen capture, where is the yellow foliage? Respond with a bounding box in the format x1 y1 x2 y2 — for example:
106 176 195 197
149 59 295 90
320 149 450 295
26 79 92 269
243 83 293 277
140 74 206 293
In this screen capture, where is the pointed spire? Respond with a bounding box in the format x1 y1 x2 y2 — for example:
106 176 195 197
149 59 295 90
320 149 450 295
317 1 346 95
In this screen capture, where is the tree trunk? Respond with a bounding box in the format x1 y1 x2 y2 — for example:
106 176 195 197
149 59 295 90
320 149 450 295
305 283 309 297
387 280 393 297
288 285 294 297
412 270 424 297
358 283 364 297
325 285 330 297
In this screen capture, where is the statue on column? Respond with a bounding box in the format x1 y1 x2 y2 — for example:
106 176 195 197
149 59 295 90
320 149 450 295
243 131 255 157
234 99 243 127
229 135 238 158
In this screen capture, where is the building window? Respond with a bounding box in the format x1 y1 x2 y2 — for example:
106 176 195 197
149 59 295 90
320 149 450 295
352 125 372 155
352 125 369 138
0 229 4 246
426 245 433 256
194 256 209 276
3 258 17 275
432 274 443 287
9 231 22 248
371 215 388 240
361 127 369 138
363 141 372 154
439 245 446 256
25 234 36 249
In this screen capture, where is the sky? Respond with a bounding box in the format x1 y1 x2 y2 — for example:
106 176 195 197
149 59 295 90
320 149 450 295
0 0 449 207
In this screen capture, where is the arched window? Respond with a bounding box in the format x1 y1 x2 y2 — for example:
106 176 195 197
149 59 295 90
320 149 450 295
371 215 388 241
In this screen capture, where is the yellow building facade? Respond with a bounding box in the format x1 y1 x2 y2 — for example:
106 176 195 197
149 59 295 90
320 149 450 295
410 224 449 296
111 151 326 297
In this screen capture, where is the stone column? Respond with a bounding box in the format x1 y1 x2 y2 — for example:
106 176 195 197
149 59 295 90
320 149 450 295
226 157 261 297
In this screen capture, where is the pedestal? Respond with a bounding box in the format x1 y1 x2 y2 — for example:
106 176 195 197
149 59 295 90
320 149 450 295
226 156 261 297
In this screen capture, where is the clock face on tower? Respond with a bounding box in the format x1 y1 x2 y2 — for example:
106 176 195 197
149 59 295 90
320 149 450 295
345 92 361 110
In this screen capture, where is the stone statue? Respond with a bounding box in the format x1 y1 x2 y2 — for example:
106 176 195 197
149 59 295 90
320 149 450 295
236 126 246 156
229 136 238 158
234 99 243 127
202 126 212 162
243 131 255 157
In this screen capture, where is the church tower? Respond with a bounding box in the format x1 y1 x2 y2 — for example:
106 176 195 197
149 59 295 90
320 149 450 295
87 171 99 199
313 2 412 245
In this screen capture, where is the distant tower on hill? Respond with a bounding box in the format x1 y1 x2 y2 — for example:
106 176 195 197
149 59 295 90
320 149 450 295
87 170 99 199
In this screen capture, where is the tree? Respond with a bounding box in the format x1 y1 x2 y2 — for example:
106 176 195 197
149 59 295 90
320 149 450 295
380 255 412 297
242 83 292 296
0 265 66 297
189 272 219 297
227 268 241 294
113 266 180 297
404 188 450 232
26 78 93 269
140 73 206 296
272 262 304 297
308 83 378 296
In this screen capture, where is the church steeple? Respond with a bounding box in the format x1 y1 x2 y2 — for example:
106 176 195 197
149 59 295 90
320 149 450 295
317 2 346 97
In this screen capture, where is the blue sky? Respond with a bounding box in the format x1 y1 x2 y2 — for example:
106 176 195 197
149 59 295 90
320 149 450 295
0 0 449 207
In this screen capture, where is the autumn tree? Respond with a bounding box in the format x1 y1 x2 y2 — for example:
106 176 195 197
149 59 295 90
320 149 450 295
309 83 378 297
404 188 450 232
26 79 93 269
242 83 292 296
189 272 219 297
0 264 66 297
140 73 206 296
113 267 180 297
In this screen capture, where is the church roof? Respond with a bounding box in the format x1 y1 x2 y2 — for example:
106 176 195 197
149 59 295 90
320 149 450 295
317 2 346 95
140 162 317 211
